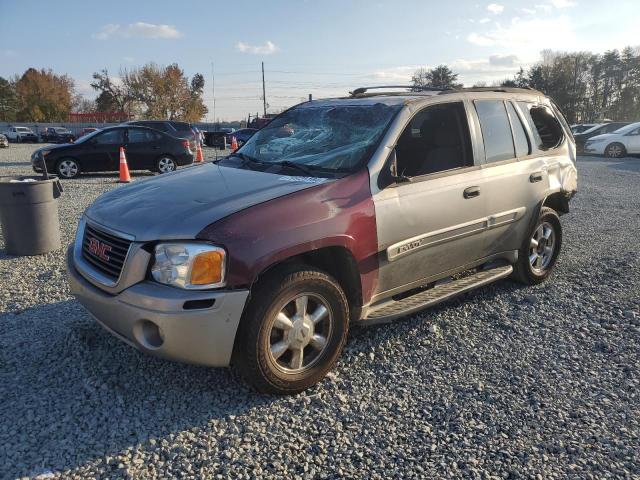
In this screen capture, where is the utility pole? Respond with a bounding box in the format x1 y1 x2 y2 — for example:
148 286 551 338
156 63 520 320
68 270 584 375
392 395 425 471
262 61 267 117
211 62 216 128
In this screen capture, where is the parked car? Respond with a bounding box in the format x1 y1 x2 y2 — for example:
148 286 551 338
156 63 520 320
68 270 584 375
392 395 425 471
570 123 598 134
79 127 99 138
31 125 194 179
40 127 75 144
124 120 198 151
67 87 577 394
574 122 630 153
583 121 640 157
3 126 38 143
0 133 8 148
226 128 258 146
203 130 230 148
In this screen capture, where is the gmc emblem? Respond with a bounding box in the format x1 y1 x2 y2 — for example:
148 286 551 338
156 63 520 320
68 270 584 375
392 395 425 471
88 237 112 262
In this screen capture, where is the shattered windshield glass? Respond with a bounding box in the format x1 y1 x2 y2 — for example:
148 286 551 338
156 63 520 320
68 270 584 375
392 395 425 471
237 103 401 172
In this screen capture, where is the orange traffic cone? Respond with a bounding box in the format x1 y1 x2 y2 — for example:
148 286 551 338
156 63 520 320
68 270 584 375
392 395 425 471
230 135 238 152
195 140 204 162
118 146 131 183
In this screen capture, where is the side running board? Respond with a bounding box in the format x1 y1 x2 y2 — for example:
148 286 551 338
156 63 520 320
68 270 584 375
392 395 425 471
363 265 513 324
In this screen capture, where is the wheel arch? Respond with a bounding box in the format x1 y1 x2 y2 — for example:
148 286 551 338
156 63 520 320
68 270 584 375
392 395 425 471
251 246 363 323
542 191 570 215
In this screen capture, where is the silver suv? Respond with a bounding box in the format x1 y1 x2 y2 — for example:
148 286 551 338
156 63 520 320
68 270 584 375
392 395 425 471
68 86 577 394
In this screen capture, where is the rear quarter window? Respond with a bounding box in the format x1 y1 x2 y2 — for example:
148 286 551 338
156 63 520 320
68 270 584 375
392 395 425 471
517 102 564 151
474 100 516 163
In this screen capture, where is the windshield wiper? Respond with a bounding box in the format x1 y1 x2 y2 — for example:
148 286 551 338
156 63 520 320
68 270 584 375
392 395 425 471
227 152 264 169
272 160 317 177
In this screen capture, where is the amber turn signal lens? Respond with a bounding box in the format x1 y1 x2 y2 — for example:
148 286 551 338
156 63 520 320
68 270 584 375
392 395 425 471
190 250 225 285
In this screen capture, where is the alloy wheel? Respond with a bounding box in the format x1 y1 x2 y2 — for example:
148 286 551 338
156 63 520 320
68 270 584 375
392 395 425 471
58 160 78 178
529 221 556 273
158 157 176 173
606 144 624 158
267 293 333 373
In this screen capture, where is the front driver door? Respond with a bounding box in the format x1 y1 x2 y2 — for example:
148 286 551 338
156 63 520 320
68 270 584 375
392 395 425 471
372 101 493 300
79 129 124 172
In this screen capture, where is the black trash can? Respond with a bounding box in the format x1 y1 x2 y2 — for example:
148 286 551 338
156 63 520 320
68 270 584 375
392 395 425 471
0 175 63 255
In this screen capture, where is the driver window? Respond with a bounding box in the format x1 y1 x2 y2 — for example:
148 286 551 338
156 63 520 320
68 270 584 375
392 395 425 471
395 102 473 177
94 129 124 145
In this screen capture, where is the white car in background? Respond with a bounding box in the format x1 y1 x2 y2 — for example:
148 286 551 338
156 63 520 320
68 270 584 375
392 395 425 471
583 122 640 158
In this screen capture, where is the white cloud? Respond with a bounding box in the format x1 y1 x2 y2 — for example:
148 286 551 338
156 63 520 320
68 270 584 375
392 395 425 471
487 3 504 14
92 22 181 40
521 7 536 14
467 16 577 59
549 0 577 7
479 17 491 24
371 65 425 82
235 40 278 55
489 54 519 67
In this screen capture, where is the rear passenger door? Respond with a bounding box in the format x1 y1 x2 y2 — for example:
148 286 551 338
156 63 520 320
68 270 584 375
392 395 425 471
125 128 159 169
472 99 561 255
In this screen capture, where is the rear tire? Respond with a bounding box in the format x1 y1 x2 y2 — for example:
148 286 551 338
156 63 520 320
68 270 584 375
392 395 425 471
233 267 349 394
155 156 177 173
512 207 562 285
605 142 626 158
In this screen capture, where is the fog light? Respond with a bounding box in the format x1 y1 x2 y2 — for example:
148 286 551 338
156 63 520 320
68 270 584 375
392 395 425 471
134 320 164 349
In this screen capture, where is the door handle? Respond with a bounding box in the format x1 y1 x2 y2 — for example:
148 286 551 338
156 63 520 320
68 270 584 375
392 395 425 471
463 186 480 199
530 172 544 183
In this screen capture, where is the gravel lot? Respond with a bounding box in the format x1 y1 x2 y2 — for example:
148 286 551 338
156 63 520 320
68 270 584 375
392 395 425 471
1 143 639 479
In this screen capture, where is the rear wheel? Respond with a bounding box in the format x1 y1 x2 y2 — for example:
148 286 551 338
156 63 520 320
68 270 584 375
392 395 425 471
156 156 176 173
56 158 80 179
605 142 626 158
233 267 349 394
512 207 562 285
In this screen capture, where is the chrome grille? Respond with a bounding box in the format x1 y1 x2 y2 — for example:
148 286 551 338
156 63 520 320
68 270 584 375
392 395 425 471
81 224 132 280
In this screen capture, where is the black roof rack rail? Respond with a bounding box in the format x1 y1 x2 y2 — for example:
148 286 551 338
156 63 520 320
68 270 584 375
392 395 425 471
349 85 447 96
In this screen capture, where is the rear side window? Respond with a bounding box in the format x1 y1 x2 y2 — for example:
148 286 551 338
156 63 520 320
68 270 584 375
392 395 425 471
517 103 564 151
128 128 156 143
474 100 515 163
506 102 530 157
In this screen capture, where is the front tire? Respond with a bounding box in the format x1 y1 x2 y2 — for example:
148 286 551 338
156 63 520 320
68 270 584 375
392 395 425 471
233 267 349 394
605 142 626 158
56 158 80 179
512 207 562 285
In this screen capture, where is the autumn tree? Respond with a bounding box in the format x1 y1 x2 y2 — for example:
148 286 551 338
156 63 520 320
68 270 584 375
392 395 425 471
0 77 19 121
14 68 74 122
412 65 463 90
91 69 136 114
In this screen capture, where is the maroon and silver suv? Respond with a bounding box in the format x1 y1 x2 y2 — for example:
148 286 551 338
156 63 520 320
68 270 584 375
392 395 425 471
68 87 578 394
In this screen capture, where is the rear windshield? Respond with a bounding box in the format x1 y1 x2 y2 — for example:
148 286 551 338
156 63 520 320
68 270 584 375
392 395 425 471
238 103 401 172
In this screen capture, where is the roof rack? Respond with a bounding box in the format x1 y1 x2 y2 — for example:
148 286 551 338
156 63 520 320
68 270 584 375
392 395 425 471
348 85 543 98
349 85 447 96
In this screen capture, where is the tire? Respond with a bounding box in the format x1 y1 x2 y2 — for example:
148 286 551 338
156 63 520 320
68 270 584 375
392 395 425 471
156 156 177 174
56 158 80 179
233 267 349 394
512 207 562 285
605 142 626 158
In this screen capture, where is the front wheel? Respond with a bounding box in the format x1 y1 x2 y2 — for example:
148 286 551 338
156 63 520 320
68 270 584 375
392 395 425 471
512 207 562 285
156 156 176 173
605 142 626 158
233 267 349 394
56 158 80 179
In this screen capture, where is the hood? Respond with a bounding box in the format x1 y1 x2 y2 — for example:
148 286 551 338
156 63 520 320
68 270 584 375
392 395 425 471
85 163 329 241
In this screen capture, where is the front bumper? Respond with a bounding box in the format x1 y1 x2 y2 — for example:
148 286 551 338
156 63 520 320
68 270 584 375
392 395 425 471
67 247 249 367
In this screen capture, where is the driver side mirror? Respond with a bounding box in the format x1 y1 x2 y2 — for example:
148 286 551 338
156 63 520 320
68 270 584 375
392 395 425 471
377 149 411 189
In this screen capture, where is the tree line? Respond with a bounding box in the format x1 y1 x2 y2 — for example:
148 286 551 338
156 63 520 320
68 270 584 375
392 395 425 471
412 46 640 123
0 63 207 123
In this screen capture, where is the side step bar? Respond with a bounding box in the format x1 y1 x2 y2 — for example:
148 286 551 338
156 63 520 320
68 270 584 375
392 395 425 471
363 265 513 324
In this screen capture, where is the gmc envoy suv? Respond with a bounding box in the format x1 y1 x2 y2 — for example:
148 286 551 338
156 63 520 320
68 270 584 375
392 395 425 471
68 86 577 394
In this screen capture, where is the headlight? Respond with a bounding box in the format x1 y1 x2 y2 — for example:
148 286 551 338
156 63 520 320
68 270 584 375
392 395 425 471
151 243 226 289
586 138 606 144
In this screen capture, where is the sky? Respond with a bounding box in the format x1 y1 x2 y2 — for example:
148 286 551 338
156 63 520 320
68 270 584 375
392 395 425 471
1 0 638 121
